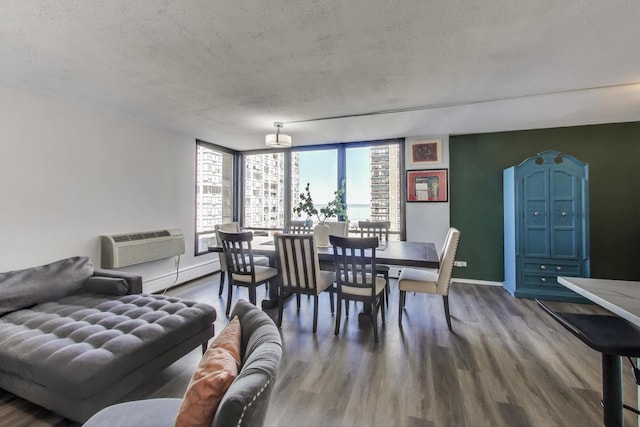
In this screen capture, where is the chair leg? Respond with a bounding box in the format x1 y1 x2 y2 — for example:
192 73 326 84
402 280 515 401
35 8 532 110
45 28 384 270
296 293 301 311
201 342 208 354
313 295 319 334
383 271 390 309
372 300 379 343
380 294 386 324
249 286 257 306
218 271 226 297
346 300 350 317
335 296 342 336
443 295 452 331
277 288 284 327
226 279 233 317
329 289 335 314
398 290 405 324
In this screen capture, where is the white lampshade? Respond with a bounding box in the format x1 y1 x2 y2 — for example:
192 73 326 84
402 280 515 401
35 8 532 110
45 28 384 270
265 122 292 147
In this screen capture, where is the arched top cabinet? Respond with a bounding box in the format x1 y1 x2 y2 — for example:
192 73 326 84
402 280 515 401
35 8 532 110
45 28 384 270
504 150 590 302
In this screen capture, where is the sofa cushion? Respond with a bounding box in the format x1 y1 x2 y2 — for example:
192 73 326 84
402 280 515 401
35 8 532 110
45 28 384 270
0 293 216 399
0 256 94 315
175 316 242 427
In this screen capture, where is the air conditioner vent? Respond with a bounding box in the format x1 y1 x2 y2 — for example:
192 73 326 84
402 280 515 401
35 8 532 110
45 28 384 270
101 228 185 268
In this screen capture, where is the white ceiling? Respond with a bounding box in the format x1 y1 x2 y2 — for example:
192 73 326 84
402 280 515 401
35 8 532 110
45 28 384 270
1 1 639 150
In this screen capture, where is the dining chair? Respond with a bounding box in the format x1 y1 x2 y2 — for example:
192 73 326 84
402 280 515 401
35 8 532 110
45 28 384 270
274 233 335 333
217 230 278 316
359 221 391 307
330 235 386 343
214 223 269 297
287 220 313 234
398 227 461 331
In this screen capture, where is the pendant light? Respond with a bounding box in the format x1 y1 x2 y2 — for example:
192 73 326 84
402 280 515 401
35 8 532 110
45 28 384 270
265 122 292 148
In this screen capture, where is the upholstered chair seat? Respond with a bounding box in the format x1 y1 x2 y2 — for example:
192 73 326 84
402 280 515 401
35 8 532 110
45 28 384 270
398 227 461 331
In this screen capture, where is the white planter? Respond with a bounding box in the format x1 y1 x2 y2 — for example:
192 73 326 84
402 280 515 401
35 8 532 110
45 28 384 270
314 222 330 247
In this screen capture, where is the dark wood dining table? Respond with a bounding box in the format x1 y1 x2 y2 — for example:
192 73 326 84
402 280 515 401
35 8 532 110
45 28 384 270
209 235 440 308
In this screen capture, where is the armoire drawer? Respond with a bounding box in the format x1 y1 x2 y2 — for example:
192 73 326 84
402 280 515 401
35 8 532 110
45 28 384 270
522 261 581 276
522 273 569 287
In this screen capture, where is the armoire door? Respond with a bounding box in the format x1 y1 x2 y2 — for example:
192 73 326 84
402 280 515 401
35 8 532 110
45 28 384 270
549 168 581 260
522 169 550 259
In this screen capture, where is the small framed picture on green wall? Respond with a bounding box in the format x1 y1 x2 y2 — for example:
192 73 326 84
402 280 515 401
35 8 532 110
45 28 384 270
407 169 448 202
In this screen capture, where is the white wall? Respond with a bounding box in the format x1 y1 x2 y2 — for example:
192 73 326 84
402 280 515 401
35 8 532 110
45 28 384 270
404 135 450 250
0 82 218 291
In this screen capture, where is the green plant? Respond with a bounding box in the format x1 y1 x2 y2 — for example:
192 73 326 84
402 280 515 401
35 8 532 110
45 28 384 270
293 181 348 223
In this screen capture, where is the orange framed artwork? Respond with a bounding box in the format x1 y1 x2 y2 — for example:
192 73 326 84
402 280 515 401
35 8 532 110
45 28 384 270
408 139 441 165
407 169 448 202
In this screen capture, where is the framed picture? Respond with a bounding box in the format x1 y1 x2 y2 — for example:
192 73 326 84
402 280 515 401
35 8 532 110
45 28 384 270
409 139 441 165
407 169 448 202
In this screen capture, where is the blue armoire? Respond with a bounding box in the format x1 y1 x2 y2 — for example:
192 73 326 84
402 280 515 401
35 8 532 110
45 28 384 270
503 150 590 302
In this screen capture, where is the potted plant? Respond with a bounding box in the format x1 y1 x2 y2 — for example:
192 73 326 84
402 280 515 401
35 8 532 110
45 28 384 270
293 181 348 246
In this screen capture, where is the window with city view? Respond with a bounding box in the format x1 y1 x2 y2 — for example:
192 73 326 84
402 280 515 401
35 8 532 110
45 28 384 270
196 139 403 254
243 152 287 230
195 141 234 255
346 144 401 239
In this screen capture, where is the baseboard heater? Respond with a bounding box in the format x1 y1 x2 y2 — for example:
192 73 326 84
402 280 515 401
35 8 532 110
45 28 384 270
101 228 185 268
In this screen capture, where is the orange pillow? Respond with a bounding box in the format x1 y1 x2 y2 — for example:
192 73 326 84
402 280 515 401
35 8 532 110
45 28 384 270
174 316 242 427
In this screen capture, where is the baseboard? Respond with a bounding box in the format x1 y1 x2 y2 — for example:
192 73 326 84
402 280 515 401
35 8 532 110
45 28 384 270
452 277 503 287
144 259 221 294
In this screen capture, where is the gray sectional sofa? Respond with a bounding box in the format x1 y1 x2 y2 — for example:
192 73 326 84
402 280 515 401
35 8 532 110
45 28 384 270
0 256 216 423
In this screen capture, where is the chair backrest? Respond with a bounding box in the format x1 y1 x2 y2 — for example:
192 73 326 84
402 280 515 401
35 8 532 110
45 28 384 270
358 221 390 242
215 223 242 272
326 220 349 237
274 233 321 291
213 299 283 427
287 220 313 234
436 227 461 295
218 230 256 282
330 235 379 295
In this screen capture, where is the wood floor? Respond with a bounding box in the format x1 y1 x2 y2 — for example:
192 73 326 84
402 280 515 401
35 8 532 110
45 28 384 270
1 274 638 426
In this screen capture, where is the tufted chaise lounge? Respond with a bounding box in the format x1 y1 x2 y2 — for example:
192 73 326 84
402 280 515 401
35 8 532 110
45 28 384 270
0 256 216 422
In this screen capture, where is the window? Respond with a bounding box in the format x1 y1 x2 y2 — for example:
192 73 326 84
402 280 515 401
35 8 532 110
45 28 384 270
346 143 402 239
226 138 404 239
243 152 286 229
291 148 338 224
195 141 234 255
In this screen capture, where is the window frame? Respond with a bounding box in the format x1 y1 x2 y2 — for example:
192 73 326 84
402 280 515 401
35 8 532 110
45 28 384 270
194 139 239 256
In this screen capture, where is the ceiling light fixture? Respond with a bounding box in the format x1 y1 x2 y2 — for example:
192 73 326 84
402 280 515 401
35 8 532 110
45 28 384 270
265 122 291 148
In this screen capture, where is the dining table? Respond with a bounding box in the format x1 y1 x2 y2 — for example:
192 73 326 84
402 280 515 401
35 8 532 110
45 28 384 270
209 235 440 308
557 276 640 427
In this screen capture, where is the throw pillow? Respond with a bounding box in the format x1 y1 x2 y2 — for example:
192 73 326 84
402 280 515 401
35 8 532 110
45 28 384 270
174 316 242 427
84 276 129 295
0 256 94 315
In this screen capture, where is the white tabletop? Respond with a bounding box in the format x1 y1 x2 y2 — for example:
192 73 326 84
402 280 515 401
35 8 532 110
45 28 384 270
557 276 640 327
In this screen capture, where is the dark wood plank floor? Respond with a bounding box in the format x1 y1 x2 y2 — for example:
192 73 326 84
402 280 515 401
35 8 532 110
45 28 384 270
1 274 637 426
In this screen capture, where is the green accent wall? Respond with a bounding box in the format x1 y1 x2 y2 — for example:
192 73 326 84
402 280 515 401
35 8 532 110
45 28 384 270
450 122 640 282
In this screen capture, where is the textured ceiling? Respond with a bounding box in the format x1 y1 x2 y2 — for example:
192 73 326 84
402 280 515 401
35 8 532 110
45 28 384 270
1 0 639 150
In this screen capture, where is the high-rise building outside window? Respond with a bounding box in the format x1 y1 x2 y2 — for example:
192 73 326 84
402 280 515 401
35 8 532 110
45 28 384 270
195 141 234 255
346 143 401 239
243 152 291 229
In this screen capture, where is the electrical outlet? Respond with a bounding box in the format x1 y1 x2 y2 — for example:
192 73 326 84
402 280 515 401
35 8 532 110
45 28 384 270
453 260 467 267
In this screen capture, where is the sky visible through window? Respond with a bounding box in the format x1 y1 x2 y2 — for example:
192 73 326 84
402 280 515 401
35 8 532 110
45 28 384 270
296 147 372 221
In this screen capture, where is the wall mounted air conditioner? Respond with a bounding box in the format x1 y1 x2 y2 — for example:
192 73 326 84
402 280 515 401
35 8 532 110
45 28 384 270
101 228 185 268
